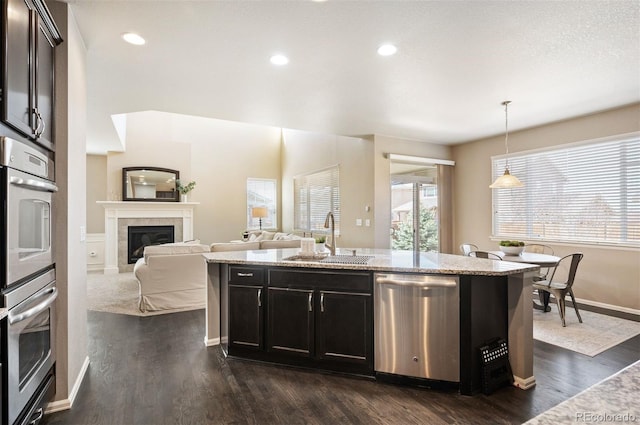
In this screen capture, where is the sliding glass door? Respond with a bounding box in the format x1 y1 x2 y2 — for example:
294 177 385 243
390 164 439 252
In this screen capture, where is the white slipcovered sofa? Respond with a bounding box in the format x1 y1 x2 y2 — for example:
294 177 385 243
133 232 302 312
210 230 302 252
133 242 210 312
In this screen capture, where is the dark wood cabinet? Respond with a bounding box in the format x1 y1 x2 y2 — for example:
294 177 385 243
316 290 371 366
223 266 373 375
228 284 263 350
227 266 265 352
267 287 314 357
1 0 62 151
34 20 55 147
266 268 373 374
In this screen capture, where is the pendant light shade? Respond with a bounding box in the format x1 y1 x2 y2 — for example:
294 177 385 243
490 101 524 189
489 168 523 188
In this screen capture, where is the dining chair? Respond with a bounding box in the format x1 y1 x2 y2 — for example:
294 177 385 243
460 243 478 256
469 250 502 260
525 243 555 281
532 253 584 327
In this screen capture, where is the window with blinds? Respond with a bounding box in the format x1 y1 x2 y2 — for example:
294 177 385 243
247 178 277 230
294 165 340 233
492 132 640 247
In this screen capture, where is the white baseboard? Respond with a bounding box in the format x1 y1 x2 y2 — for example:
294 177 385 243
103 266 119 275
87 264 104 272
513 375 536 390
204 336 220 346
45 356 90 414
575 297 640 317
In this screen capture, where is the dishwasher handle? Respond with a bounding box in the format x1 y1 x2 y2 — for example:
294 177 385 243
375 275 457 289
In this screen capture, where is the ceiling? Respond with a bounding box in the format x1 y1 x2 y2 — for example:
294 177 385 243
65 0 640 155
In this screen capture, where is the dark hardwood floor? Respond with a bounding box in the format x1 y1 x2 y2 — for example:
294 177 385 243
42 310 640 425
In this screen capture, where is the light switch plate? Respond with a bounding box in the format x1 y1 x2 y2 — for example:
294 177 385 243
356 219 362 226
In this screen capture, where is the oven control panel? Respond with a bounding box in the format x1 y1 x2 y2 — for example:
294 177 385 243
1 137 54 181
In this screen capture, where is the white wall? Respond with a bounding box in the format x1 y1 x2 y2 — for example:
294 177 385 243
50 0 89 408
281 129 375 248
452 103 640 311
104 112 282 244
96 121 456 250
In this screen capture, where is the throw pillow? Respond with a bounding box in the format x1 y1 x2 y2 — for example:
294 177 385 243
261 231 276 240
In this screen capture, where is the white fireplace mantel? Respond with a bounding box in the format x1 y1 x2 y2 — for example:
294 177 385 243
98 201 199 274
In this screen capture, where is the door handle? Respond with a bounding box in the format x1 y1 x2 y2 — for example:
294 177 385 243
257 288 262 307
29 407 44 425
376 275 457 288
10 175 58 193
9 287 57 324
320 293 324 313
308 293 313 312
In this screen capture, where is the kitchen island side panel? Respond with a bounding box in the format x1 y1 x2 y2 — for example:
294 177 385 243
459 275 508 395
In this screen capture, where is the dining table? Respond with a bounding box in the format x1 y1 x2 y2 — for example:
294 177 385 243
490 251 561 312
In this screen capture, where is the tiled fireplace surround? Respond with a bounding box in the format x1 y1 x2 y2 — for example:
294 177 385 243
98 201 197 274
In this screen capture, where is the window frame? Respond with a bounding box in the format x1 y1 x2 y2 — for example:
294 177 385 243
293 165 340 234
246 178 278 231
491 132 640 249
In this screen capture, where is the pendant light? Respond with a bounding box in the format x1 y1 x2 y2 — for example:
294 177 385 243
490 100 524 189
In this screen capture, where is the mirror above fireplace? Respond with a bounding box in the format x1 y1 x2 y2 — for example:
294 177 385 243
122 167 180 202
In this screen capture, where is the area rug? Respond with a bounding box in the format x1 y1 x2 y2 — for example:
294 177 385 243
86 272 203 317
524 359 640 424
533 307 640 357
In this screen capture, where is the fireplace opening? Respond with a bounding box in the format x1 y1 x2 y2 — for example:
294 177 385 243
127 225 175 264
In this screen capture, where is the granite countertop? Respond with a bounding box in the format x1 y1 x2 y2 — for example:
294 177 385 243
203 248 539 276
0 308 7 321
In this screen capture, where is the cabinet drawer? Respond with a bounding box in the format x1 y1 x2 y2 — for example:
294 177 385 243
229 266 264 283
268 269 371 293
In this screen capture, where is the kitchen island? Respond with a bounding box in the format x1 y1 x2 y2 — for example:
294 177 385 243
203 248 539 395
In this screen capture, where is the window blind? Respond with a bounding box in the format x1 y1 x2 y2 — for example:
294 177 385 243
294 165 340 233
492 132 640 247
247 178 277 230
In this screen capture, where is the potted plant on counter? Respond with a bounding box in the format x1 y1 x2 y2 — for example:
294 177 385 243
499 240 525 255
315 236 326 253
176 179 196 202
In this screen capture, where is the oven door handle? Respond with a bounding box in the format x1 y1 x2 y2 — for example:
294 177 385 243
8 287 58 325
9 176 58 193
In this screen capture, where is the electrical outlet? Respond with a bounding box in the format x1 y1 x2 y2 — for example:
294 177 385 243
356 219 362 226
365 219 371 227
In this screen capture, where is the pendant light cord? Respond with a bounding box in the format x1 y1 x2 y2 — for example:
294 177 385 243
503 100 511 169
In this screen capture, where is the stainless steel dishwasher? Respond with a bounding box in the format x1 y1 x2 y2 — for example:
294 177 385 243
374 273 459 382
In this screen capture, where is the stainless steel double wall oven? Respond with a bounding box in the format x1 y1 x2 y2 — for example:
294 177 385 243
1 137 57 425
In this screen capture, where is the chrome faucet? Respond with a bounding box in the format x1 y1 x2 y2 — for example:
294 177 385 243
323 211 336 256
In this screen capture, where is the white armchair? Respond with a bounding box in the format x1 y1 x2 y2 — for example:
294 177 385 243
133 242 210 312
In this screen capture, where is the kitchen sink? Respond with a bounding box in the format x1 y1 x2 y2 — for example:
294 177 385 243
320 255 374 265
283 254 373 265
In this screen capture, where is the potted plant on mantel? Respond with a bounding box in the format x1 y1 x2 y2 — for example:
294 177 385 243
176 179 196 202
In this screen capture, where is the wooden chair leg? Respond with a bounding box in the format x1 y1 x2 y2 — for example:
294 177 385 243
568 289 583 323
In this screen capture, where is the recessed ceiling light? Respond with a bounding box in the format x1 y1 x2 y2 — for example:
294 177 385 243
270 54 289 66
122 32 146 46
377 44 397 56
